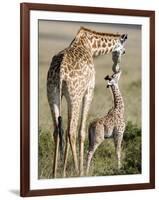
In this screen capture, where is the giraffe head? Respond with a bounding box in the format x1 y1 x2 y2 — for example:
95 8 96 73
112 34 127 72
115 33 127 47
104 70 122 88
112 34 127 58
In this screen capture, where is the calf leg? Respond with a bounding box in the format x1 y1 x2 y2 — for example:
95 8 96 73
86 125 104 175
114 131 123 169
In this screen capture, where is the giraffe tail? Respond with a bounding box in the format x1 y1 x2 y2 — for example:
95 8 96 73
58 116 64 160
88 125 96 152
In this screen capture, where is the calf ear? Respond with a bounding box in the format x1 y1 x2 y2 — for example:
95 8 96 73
120 34 128 44
104 75 111 81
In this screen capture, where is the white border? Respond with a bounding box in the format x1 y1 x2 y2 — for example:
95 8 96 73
30 10 150 190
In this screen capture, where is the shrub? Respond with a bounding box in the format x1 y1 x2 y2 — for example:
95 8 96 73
121 121 141 174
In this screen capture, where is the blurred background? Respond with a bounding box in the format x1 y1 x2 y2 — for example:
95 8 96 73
38 20 141 179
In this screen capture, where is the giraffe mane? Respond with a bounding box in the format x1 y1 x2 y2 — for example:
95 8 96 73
79 26 121 37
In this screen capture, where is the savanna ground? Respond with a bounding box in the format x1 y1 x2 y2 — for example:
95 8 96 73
38 21 141 179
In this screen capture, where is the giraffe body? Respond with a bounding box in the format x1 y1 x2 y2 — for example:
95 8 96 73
86 70 125 175
47 27 127 177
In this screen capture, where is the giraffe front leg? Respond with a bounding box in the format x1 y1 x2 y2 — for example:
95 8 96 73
79 86 94 176
114 131 123 170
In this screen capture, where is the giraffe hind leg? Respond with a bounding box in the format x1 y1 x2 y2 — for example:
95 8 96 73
79 85 94 176
63 132 69 177
50 103 60 178
63 105 71 177
67 99 82 175
86 143 101 175
86 126 104 175
47 87 61 178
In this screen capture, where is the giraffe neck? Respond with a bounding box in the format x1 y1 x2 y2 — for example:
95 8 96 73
110 85 124 113
76 27 121 57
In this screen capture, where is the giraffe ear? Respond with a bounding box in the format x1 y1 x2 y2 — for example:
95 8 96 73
104 75 111 81
120 34 128 44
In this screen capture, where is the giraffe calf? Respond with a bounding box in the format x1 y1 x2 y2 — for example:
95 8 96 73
86 71 125 175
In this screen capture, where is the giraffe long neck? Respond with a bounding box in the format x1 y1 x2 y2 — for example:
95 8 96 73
79 27 121 57
110 85 124 113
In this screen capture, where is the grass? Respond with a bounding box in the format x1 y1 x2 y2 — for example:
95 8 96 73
38 122 141 178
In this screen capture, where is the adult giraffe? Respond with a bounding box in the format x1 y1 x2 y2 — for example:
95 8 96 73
47 27 127 177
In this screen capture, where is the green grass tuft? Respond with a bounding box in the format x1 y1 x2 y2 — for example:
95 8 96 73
38 122 141 178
